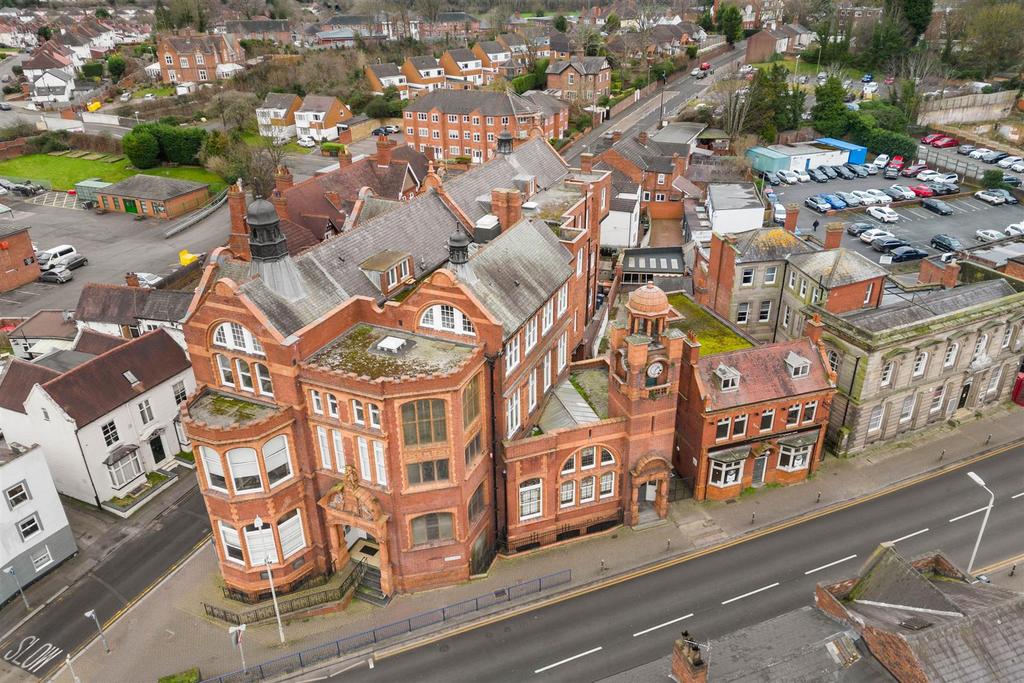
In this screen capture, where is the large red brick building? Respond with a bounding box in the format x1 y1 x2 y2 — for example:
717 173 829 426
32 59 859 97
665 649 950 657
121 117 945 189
156 32 241 84
0 226 39 293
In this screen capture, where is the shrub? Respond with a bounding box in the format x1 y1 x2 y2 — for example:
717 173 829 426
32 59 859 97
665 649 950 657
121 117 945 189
81 62 104 79
320 142 346 156
2 84 20 95
157 668 200 683
123 130 160 168
981 169 1008 189
27 131 69 154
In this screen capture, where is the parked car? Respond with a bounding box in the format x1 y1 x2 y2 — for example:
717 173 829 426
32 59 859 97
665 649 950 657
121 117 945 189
1004 223 1024 237
1001 174 1022 187
793 169 810 182
862 73 874 83
694 70 708 79
975 229 1005 242
860 228 895 243
883 166 900 179
51 253 87 270
772 203 787 225
135 272 164 288
777 169 799 184
901 163 928 177
916 170 941 182
932 137 959 148
819 165 838 179
371 127 389 136
889 246 929 262
997 156 1023 169
805 195 832 213
851 189 879 205
863 163 878 175
872 236 909 252
926 182 956 196
863 188 892 204
296 136 316 148
0 102 10 111
846 222 875 236
921 198 953 215
921 133 944 144
690 67 701 76
143 93 155 100
760 170 780 186
384 125 401 135
37 244 78 271
835 191 862 207
989 188 1018 204
846 163 869 178
931 172 959 184
957 144 976 155
119 92 132 102
887 185 917 200
700 62 711 70
38 267 73 284
808 168 829 183
867 206 900 223
929 235 961 253
822 193 848 209
909 184 935 197
834 165 856 180
873 154 890 168
884 75 896 85
765 188 779 204
974 189 1006 205
982 151 1009 164
887 155 905 170
968 148 992 159
11 182 43 196
1012 162 1024 173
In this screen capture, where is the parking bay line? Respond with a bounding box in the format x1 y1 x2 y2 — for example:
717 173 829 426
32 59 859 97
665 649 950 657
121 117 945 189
632 613 694 637
534 647 603 674
721 582 780 605
804 554 858 575
904 208 930 220
949 506 989 523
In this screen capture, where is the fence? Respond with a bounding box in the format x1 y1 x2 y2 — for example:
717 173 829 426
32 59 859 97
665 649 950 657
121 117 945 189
500 510 623 554
203 562 364 626
164 188 228 238
221 569 332 605
200 569 572 683
916 146 985 183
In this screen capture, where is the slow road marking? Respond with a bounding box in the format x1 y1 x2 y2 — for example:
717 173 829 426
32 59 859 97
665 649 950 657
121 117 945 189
632 613 694 637
721 582 779 605
890 528 929 544
949 506 989 523
804 554 857 575
534 647 603 674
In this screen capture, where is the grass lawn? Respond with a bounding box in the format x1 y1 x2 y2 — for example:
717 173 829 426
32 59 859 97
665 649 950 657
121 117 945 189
751 58 865 82
0 154 226 193
134 85 176 98
240 131 313 155
667 293 753 357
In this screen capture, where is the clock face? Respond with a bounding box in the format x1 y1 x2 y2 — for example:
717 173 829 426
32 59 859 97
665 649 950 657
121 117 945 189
647 362 664 379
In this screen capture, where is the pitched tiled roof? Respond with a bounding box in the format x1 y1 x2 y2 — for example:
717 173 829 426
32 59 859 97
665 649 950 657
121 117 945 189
12 310 77 340
41 329 189 426
839 279 1016 333
22 52 64 70
140 290 193 322
549 32 576 52
297 94 337 113
731 228 816 264
73 329 127 355
477 40 504 54
546 56 608 75
225 19 289 34
408 55 438 71
0 359 60 414
368 62 401 78
446 47 477 62
698 338 833 411
160 33 229 54
788 248 888 289
405 89 541 117
74 283 149 325
521 90 567 118
101 174 208 201
259 92 299 110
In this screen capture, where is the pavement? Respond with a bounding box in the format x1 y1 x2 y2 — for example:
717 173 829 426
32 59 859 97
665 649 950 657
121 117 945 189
48 401 1023 683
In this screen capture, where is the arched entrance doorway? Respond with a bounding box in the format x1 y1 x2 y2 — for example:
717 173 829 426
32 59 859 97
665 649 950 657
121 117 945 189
630 453 671 526
318 470 393 596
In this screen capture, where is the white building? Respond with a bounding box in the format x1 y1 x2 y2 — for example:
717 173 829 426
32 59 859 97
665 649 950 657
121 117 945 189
30 70 74 104
9 310 78 360
256 92 300 141
0 330 195 517
0 442 77 605
73 282 192 349
600 190 642 248
706 183 765 235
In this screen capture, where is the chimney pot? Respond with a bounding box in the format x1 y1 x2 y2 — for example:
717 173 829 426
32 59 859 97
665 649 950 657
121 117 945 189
125 272 140 288
824 222 844 250
784 203 800 234
580 152 594 174
638 130 649 144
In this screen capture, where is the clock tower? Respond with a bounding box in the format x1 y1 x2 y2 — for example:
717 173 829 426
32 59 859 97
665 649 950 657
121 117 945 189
607 284 685 525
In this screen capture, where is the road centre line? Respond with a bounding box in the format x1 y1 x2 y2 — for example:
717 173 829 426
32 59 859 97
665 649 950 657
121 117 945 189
1011 491 1024 499
534 647 603 674
949 506 989 523
632 613 694 637
804 554 858 575
721 582 780 605
890 528 929 544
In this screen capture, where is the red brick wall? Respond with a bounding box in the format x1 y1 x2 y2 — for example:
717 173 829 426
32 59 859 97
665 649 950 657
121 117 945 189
402 105 564 161
861 626 928 683
0 228 39 293
0 136 28 160
824 275 885 313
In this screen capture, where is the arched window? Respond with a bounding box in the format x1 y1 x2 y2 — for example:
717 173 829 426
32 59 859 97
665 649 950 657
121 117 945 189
419 304 475 336
226 447 261 493
973 334 989 361
410 512 454 546
255 363 273 396
400 399 447 446
200 446 226 491
212 322 265 355
236 358 254 391
561 454 575 475
912 352 928 378
215 354 234 386
263 435 291 487
944 343 959 368
519 478 542 520
826 350 840 373
600 448 616 466
880 361 895 387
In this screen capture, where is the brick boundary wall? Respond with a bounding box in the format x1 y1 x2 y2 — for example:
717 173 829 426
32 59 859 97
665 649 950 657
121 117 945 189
0 136 29 160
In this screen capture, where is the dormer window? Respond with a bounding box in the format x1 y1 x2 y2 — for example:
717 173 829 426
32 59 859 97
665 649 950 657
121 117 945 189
359 250 412 295
714 364 740 391
786 352 811 379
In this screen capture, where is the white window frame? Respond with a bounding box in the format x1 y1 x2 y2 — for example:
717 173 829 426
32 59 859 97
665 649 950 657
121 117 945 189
880 361 895 387
525 317 538 351
278 510 306 559
559 480 575 508
557 283 568 316
802 400 818 422
317 426 331 470
944 343 958 368
331 430 345 471
505 335 521 374
930 385 946 414
760 409 775 432
219 521 244 564
732 414 747 437
263 435 292 488
758 300 772 322
709 460 743 487
352 399 365 425
357 437 371 482
138 399 154 425
519 478 542 520
368 403 381 429
863 282 874 305
741 268 754 286
764 266 777 285
201 447 227 491
912 352 928 378
244 524 278 565
580 476 595 503
227 448 262 494
528 370 537 410
778 444 811 471
506 388 521 437
715 417 731 441
311 390 323 414
736 302 749 324
373 441 387 487
327 394 339 418
542 300 554 333
899 394 916 424
867 404 884 433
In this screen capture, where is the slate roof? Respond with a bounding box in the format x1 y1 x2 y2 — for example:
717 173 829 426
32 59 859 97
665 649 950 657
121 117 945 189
435 12 476 22
610 195 638 213
12 310 77 341
546 56 608 75
140 290 193 322
789 248 888 289
259 92 299 110
698 338 833 411
477 40 505 55
368 62 401 79
74 283 149 325
22 52 65 70
731 227 816 263
539 376 599 432
225 19 289 34
548 32 576 53
160 34 229 54
41 329 189 426
446 48 477 63
0 225 29 239
597 132 682 174
521 90 567 118
839 279 1016 333
0 359 60 414
101 174 208 201
408 55 439 71
73 329 127 355
405 89 541 117
297 94 338 113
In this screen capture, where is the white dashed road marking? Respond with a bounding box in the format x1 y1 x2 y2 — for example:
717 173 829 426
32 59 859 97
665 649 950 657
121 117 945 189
890 528 929 544
804 554 858 575
534 647 603 674
721 582 780 605
632 613 694 637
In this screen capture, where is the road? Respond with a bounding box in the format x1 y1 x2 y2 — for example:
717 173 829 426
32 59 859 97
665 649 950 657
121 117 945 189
562 44 746 165
325 443 1024 683
0 486 211 680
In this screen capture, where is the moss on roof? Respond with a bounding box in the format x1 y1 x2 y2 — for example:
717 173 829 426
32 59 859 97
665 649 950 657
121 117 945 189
667 293 752 357
309 325 474 379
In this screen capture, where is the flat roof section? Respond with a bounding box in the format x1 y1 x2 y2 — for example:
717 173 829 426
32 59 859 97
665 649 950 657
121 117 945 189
707 182 762 211
308 324 476 380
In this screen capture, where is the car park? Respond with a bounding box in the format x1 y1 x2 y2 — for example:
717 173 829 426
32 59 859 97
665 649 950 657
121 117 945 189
846 164 869 178
921 198 954 215
932 172 959 184
883 166 900 179
834 165 856 180
989 189 1018 204
760 171 780 186
867 206 900 223
871 236 909 252
38 267 73 283
887 185 917 200
820 165 838 179
916 170 941 182
51 253 88 270
805 195 831 212
863 188 892 204
997 156 1023 169
889 246 929 262
929 234 962 252
851 189 879 205
926 182 957 196
808 168 828 183
860 228 895 243
777 169 799 184
1004 223 1024 237
901 164 928 177
846 222 874 236
835 191 862 207
932 137 959 148
974 189 1006 205
921 133 944 144
822 193 848 209
982 151 1008 164
969 148 992 159
888 155 905 170
873 154 890 168
37 244 78 271
975 229 1005 242
958 144 976 155
1001 174 1022 187
793 169 810 182
910 184 935 197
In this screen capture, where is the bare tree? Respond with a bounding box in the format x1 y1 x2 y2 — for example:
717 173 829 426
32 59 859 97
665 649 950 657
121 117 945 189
712 79 752 142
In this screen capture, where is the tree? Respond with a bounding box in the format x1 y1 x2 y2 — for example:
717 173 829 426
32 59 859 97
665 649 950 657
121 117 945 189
686 45 698 60
698 10 714 32
224 100 254 132
965 2 1024 77
123 130 160 169
717 5 744 45
107 54 127 82
37 26 52 41
416 0 441 24
896 0 934 39
811 76 849 137
95 8 111 19
553 14 568 32
714 79 752 141
604 13 620 34
981 169 1008 189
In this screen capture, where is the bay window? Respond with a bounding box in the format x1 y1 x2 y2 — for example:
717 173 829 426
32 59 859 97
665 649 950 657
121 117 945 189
709 460 743 487
227 447 261 493
778 444 811 471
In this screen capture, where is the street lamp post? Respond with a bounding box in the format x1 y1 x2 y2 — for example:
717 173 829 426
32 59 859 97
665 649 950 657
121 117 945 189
966 471 995 577
65 654 81 683
84 609 109 653
3 566 30 610
254 515 285 644
228 623 247 672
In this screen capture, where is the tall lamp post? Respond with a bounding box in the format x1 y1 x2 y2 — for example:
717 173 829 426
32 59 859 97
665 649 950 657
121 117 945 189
965 471 994 577
83 609 109 654
253 515 285 644
3 566 30 610
228 623 247 672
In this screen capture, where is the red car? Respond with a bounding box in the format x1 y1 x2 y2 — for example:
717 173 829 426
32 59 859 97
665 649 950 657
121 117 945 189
932 137 959 148
700 62 711 70
901 163 928 177
910 184 935 197
887 155 905 170
921 133 943 144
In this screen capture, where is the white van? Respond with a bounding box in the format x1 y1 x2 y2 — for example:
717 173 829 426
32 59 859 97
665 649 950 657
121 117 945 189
773 203 786 225
37 244 77 271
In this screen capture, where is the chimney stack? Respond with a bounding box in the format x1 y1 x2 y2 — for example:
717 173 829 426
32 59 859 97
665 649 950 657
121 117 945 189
673 152 687 179
125 272 140 288
684 329 701 367
672 633 707 683
824 222 844 250
783 203 800 234
638 130 649 145
804 312 824 345
274 165 293 194
227 179 251 261
375 136 396 167
579 152 594 174
491 187 523 231
611 130 622 143
338 147 352 167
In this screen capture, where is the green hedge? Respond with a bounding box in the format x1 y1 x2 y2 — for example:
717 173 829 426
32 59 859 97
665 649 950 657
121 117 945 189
320 142 346 156
81 62 104 79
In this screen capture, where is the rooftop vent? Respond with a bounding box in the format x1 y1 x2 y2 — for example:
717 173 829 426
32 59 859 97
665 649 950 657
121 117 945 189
377 336 407 354
522 201 539 211
474 214 501 243
899 616 933 631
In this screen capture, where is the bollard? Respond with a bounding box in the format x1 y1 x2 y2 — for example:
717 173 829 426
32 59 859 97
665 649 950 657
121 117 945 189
751 512 756 525
985 434 992 445
816 491 821 503
1011 564 1017 577
939 449 945 461
600 559 607 573
666 539 672 552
